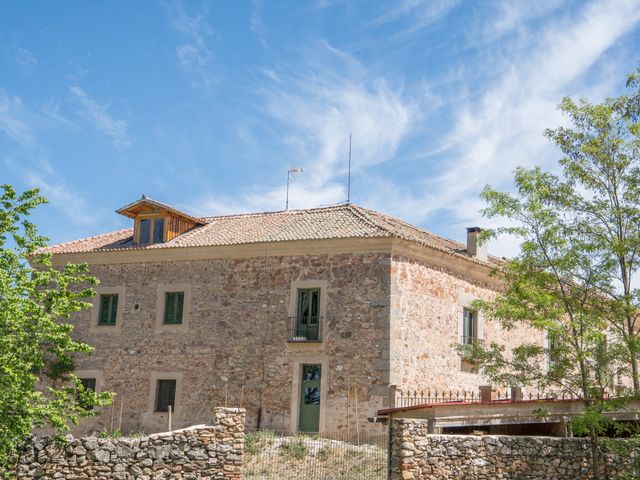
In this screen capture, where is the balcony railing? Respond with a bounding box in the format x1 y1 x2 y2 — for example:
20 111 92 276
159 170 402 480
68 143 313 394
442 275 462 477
459 336 484 358
287 316 323 342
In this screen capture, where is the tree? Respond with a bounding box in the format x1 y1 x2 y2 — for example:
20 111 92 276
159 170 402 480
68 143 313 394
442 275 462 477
544 70 640 393
0 185 112 470
466 70 640 479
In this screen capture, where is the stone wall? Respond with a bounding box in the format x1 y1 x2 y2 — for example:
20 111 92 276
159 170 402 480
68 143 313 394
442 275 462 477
69 252 391 435
389 254 543 394
390 418 635 479
12 407 245 480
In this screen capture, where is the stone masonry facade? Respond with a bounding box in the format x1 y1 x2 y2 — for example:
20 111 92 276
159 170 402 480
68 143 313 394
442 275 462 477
389 254 544 395
49 202 542 437
63 243 543 436
390 418 636 479
12 407 244 480
71 252 392 435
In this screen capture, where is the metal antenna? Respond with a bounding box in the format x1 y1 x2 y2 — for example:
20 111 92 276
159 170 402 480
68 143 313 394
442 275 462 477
285 166 303 210
347 133 352 204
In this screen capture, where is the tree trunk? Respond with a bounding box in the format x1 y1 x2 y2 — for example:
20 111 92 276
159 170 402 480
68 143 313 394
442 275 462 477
591 430 601 480
631 352 639 394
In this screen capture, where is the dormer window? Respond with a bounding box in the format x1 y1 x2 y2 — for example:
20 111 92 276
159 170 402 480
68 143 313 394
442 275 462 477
116 195 205 246
137 216 165 244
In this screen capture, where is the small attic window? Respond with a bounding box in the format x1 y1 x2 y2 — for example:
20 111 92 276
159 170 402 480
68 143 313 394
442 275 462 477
136 215 165 244
117 195 204 246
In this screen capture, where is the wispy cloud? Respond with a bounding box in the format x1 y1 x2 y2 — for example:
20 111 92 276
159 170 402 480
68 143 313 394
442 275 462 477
190 41 419 214
166 1 216 91
478 0 564 42
23 172 94 225
250 0 268 49
407 0 640 256
369 0 461 36
0 91 38 149
11 44 38 71
192 0 640 259
0 89 94 225
69 85 132 150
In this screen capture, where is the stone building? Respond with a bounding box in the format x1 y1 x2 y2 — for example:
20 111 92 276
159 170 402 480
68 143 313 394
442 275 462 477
40 196 536 435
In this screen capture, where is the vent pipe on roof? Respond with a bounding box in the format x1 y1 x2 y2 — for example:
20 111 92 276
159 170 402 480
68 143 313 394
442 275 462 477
466 227 488 262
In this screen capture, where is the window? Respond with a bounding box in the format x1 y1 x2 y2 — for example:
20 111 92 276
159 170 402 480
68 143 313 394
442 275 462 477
139 218 151 243
153 218 165 243
78 378 96 410
137 216 165 244
80 378 97 391
462 308 478 344
155 379 176 412
163 292 184 325
98 294 118 326
547 333 561 368
295 288 321 340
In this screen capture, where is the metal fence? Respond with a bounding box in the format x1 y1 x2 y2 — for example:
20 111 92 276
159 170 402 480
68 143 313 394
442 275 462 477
394 388 588 408
243 430 387 480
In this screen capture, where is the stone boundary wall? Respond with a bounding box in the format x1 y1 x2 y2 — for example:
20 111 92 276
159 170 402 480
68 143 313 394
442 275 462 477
11 407 245 480
390 418 637 479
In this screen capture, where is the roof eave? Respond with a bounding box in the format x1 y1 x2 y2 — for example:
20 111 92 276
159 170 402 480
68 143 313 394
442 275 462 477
115 198 204 224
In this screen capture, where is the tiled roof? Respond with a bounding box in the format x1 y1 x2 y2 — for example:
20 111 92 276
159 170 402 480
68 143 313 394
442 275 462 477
38 204 499 265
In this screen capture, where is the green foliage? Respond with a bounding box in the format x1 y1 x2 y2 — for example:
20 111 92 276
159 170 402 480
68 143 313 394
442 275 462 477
279 437 309 460
0 185 113 470
245 430 276 455
462 68 640 479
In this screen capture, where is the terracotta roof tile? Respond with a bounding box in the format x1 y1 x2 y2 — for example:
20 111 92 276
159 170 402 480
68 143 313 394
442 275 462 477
38 204 499 266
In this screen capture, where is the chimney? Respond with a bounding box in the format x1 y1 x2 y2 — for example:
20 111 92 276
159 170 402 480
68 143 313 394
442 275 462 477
466 227 488 262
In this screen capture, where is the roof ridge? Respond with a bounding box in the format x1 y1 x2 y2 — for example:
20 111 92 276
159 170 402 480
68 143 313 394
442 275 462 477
198 203 354 222
354 205 467 249
345 204 395 236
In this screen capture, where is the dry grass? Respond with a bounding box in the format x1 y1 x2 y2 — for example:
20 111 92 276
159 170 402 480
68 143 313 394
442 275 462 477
243 431 387 480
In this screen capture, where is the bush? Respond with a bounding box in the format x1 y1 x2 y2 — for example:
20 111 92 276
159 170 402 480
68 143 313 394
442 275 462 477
245 430 276 455
279 437 308 460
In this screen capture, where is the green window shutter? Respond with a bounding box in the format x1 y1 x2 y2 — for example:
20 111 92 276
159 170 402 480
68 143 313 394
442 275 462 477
99 294 118 325
175 292 183 324
164 292 184 325
99 296 108 325
110 295 118 324
164 293 174 324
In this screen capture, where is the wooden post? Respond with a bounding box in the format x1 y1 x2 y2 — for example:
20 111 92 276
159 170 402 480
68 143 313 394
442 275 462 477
117 395 124 432
168 405 172 432
346 384 351 440
240 383 245 409
355 387 360 445
109 397 115 433
224 384 228 408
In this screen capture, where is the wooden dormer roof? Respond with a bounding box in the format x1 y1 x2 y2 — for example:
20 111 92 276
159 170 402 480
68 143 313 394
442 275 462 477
116 195 204 225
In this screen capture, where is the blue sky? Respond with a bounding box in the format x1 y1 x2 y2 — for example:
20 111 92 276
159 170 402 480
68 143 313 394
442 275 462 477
2 0 640 256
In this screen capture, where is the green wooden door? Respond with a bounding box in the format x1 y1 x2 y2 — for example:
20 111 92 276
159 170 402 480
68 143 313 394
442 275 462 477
298 364 321 432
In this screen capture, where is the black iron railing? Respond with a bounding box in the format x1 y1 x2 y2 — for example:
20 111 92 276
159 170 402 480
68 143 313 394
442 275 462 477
394 387 589 408
286 316 323 342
